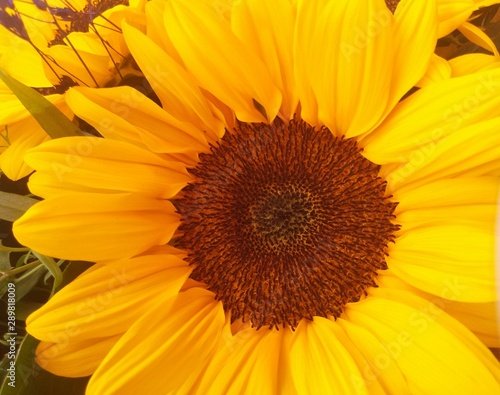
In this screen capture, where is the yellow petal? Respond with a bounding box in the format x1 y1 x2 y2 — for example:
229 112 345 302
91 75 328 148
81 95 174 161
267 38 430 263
389 0 438 106
65 86 209 154
458 22 500 56
301 0 394 137
89 5 147 60
195 328 293 394
437 300 500 348
24 137 190 199
384 116 500 191
289 318 370 394
63 32 110 57
0 29 53 87
144 0 184 66
392 175 498 230
449 54 500 76
436 0 476 37
122 21 225 141
42 45 111 88
164 0 282 122
393 176 498 212
0 93 73 180
35 335 121 378
391 176 498 234
396 204 495 231
377 272 500 348
0 89 68 124
293 0 323 126
0 122 48 181
232 0 298 119
336 318 409 394
475 0 500 5
417 54 451 87
13 193 179 261
387 224 495 302
345 290 500 393
87 288 226 395
362 68 500 166
27 253 190 342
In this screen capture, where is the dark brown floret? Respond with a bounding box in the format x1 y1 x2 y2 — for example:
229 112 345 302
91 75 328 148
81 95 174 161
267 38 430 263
174 119 399 330
385 0 400 13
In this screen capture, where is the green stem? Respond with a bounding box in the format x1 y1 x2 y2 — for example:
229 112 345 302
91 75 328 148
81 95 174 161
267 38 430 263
15 265 45 283
32 251 63 291
0 244 30 253
0 260 40 278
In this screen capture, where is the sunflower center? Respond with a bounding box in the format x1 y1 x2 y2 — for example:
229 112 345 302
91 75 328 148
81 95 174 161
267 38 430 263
174 119 399 329
250 183 318 252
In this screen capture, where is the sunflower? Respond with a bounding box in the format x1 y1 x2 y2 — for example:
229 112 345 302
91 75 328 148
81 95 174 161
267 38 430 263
12 0 500 393
0 0 146 179
0 0 146 87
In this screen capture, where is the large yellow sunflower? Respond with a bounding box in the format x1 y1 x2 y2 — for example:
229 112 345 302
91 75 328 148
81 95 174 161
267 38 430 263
11 0 500 393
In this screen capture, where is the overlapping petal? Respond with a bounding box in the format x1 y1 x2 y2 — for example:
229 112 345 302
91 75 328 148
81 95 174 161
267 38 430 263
194 328 293 394
232 0 298 120
296 0 394 136
35 335 121 378
449 54 500 76
87 288 226 395
163 0 282 122
27 252 190 341
24 137 191 199
377 272 500 347
0 92 72 180
343 288 500 393
384 116 500 191
435 0 477 37
389 0 438 108
289 318 371 394
65 86 209 155
122 21 225 141
362 68 500 166
387 224 495 302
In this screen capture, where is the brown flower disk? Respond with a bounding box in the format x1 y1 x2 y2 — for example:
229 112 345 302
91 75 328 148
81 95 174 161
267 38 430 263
175 119 399 329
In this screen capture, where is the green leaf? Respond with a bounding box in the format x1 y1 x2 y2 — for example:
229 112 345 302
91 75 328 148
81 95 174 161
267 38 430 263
0 334 89 395
0 334 38 394
0 193 37 222
0 251 11 272
31 252 62 293
0 278 10 298
0 70 82 139
14 267 45 300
